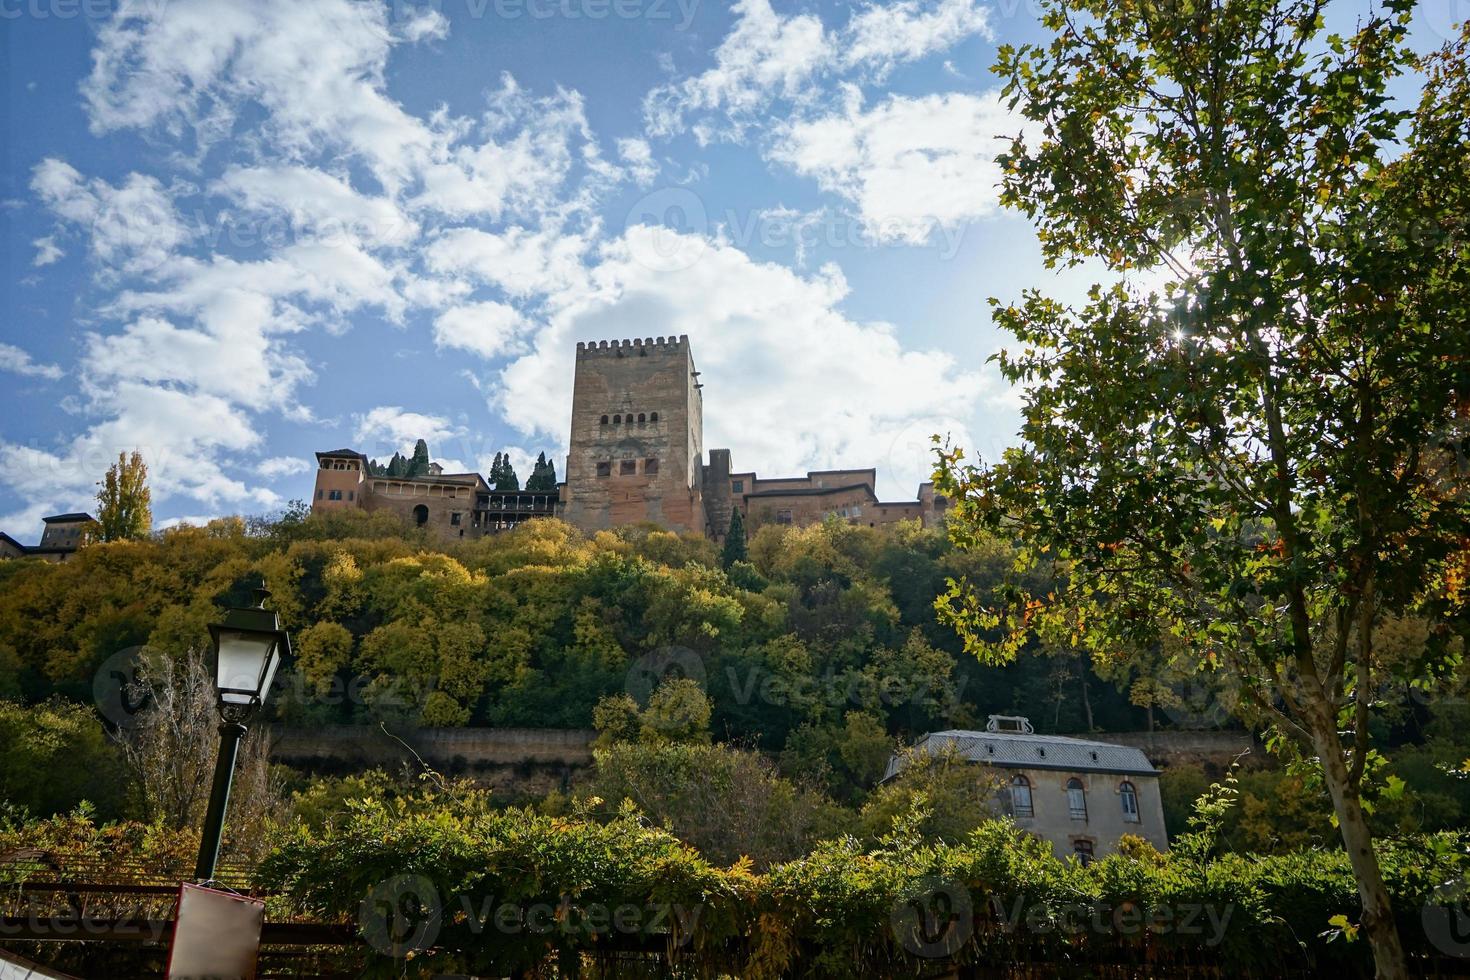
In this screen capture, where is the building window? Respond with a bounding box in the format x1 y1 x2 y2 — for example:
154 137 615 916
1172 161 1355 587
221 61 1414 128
600 415 609 425
412 504 429 526
1120 781 1140 822
1072 839 1095 866
620 459 637 476
776 509 793 525
613 414 621 423
1010 775 1033 818
1067 778 1088 820
596 462 612 478
731 480 743 493
637 413 646 423
328 489 343 501
644 458 659 475
650 412 658 422
451 512 462 526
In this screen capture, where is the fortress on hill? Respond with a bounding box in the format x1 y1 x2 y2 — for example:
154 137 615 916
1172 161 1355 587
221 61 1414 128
312 336 948 541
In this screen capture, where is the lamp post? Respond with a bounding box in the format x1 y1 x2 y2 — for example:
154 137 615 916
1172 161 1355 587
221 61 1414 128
194 584 290 883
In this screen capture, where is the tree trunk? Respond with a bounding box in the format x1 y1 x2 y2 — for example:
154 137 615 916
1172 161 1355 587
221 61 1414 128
1081 676 1094 731
1307 702 1409 979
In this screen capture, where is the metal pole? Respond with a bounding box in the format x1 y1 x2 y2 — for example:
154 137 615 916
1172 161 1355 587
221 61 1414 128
194 720 247 883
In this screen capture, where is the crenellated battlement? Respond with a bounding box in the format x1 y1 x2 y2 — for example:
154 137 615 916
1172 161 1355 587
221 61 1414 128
575 336 689 357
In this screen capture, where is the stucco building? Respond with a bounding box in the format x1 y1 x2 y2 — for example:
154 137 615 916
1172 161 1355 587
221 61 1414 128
312 449 558 540
0 513 97 562
885 716 1168 862
312 336 947 541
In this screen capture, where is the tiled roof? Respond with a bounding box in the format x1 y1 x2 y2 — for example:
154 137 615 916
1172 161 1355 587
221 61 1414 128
42 513 95 523
884 730 1159 781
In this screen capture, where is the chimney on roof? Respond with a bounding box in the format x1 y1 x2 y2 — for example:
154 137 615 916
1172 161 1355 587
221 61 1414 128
986 714 1034 734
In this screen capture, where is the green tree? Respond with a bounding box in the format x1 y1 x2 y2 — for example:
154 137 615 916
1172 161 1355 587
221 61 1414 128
856 743 998 844
406 439 432 478
938 7 1470 975
525 452 558 492
94 450 151 542
294 621 354 697
721 508 748 568
0 699 127 819
638 676 712 745
492 452 521 491
585 741 848 866
591 692 641 748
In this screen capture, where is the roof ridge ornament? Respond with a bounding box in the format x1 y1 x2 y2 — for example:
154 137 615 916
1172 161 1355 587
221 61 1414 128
986 714 1034 734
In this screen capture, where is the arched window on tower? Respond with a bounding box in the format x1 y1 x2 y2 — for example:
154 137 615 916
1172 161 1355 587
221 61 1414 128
600 415 609 425
613 414 621 423
650 412 659 422
412 504 429 527
638 413 646 423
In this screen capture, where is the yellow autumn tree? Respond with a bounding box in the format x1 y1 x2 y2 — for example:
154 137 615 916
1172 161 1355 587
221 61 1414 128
94 451 152 542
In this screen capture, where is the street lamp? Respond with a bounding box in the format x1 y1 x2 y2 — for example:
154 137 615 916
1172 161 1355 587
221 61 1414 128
194 584 290 883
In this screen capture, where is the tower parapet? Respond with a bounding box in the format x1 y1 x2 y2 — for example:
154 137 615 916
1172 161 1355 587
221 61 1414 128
575 336 689 357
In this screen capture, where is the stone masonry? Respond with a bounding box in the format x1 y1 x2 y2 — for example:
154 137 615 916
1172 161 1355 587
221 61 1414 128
311 336 946 541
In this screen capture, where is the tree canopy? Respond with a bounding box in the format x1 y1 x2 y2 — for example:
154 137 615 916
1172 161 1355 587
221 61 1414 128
936 4 1470 975
94 450 151 543
525 451 558 492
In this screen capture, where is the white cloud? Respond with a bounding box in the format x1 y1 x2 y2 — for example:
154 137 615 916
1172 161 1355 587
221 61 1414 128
32 236 64 267
83 0 438 192
617 138 659 185
399 7 450 43
423 225 593 300
257 455 310 479
353 407 463 458
645 0 829 141
410 78 610 221
643 0 993 142
770 89 1020 242
0 343 64 381
433 301 529 359
113 241 408 325
841 0 993 78
31 159 191 275
156 514 227 530
83 312 311 413
0 382 271 514
496 225 988 498
213 164 419 247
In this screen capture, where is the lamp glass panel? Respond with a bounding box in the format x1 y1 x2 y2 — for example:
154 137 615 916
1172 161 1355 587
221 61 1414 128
257 640 283 708
215 630 277 705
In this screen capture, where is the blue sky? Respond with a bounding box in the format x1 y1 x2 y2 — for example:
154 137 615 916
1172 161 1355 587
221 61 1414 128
0 0 1460 532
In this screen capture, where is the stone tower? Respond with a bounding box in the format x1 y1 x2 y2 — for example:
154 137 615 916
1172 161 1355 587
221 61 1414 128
562 337 707 534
